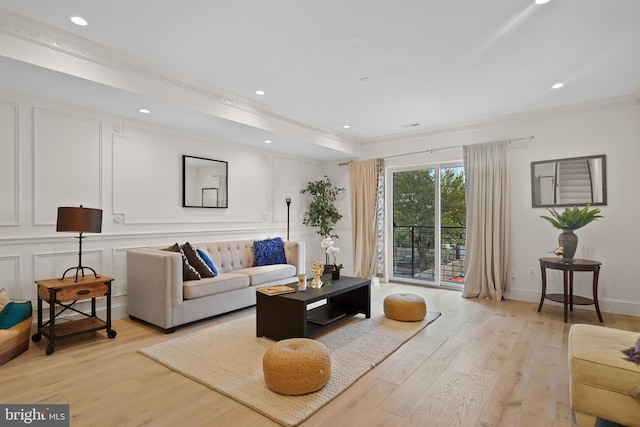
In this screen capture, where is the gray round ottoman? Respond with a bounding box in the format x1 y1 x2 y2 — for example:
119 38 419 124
383 293 427 321
262 338 331 395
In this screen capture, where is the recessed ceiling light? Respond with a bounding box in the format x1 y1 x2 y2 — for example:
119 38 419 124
255 90 265 95
264 139 272 144
69 15 88 26
535 0 551 4
552 82 564 89
138 108 151 114
342 124 351 129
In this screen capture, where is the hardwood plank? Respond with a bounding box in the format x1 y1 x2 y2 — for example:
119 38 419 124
1 283 636 427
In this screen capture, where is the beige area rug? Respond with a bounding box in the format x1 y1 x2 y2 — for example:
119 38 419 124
139 310 440 426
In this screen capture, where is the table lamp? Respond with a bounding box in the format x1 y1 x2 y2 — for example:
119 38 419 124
56 205 103 281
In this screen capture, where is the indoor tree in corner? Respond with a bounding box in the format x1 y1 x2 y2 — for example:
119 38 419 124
301 176 344 274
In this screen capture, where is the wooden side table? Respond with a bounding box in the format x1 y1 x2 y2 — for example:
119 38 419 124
537 257 603 323
32 274 117 355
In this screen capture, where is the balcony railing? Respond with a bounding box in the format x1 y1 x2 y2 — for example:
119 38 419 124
393 225 466 283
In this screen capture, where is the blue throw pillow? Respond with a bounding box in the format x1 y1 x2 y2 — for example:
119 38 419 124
253 237 287 266
197 249 218 276
0 301 32 329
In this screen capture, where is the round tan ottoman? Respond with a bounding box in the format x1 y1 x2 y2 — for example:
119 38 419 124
383 293 427 321
262 338 331 395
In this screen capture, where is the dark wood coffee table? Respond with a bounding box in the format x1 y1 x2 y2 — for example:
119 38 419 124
256 276 371 340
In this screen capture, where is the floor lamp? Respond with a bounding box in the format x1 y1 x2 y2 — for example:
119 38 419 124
286 197 291 241
56 205 103 282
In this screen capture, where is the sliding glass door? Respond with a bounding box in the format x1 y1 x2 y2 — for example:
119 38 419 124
390 164 466 286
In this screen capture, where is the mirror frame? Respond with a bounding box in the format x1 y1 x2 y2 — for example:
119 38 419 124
182 155 228 208
531 154 607 208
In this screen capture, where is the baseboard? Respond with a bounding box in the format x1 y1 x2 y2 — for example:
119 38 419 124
506 287 640 317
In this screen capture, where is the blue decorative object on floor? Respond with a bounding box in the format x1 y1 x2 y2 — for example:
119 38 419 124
253 237 287 266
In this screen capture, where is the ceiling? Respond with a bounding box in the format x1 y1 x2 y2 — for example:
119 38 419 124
0 0 639 160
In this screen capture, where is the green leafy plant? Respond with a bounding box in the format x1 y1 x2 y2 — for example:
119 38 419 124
540 205 603 230
301 176 344 238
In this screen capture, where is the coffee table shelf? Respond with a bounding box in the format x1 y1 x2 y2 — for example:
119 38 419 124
256 276 371 341
307 302 347 325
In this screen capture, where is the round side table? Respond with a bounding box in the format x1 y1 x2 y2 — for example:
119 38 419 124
537 257 603 323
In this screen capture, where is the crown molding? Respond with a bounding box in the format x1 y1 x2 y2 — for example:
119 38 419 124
361 94 640 147
0 8 357 147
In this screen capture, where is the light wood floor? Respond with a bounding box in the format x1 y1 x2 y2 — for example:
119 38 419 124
3 283 638 427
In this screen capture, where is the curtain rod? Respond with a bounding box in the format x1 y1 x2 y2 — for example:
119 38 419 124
338 135 535 166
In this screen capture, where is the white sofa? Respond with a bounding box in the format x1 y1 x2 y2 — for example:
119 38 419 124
127 239 304 333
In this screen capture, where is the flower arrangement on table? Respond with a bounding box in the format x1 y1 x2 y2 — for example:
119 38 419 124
540 205 603 260
321 237 343 273
322 237 344 279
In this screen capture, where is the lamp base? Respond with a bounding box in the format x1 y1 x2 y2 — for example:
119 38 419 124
60 265 98 282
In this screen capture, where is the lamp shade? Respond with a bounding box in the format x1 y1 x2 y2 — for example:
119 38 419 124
56 206 103 233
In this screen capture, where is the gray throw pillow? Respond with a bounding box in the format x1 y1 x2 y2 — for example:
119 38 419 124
181 242 215 278
163 243 201 281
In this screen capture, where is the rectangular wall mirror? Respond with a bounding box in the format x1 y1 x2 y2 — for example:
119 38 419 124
183 155 228 208
531 154 606 208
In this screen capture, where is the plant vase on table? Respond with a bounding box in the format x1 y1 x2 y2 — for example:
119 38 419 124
322 237 343 280
540 205 603 261
301 175 345 281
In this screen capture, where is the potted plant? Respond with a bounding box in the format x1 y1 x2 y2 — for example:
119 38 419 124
540 205 603 260
322 237 343 279
301 176 344 275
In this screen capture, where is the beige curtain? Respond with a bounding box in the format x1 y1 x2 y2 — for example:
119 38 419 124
349 159 379 278
462 141 510 301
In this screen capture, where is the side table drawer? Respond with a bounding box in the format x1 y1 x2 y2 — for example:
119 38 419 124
39 282 109 303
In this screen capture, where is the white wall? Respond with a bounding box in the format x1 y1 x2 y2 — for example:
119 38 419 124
326 96 640 317
4 89 638 320
0 91 322 320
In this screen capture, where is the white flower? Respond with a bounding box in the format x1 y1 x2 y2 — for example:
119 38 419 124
321 237 334 249
326 246 340 255
321 237 340 265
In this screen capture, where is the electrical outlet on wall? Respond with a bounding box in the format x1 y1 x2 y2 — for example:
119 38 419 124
528 267 535 276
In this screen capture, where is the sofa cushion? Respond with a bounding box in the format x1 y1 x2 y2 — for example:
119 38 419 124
202 241 254 273
181 242 214 278
183 273 250 299
0 301 32 330
568 324 640 426
163 243 201 281
196 249 218 276
253 237 287 266
569 324 640 397
235 264 297 286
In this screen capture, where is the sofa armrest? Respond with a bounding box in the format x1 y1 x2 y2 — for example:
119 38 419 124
283 241 305 275
126 248 183 329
